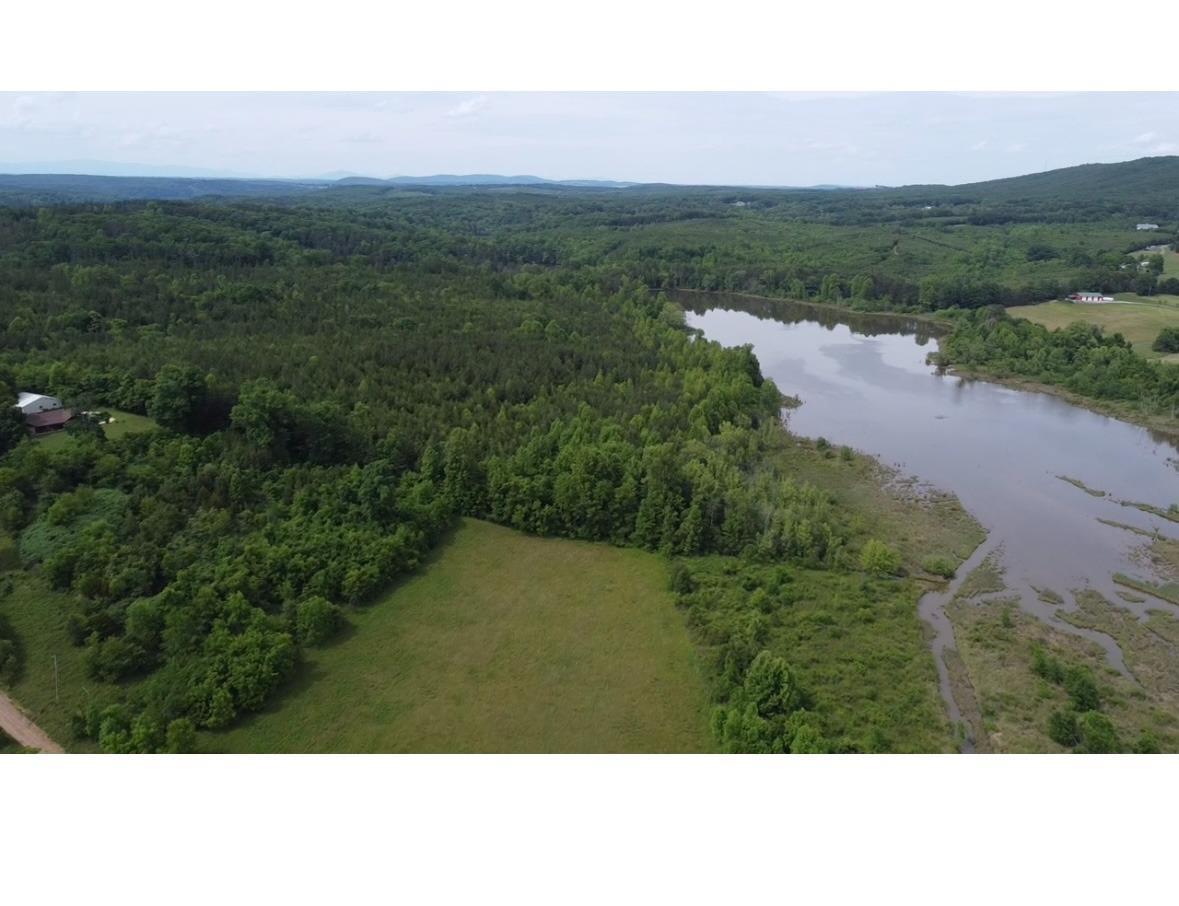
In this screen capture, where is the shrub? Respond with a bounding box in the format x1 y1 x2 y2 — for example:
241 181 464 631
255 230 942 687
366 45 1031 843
164 718 197 754
1063 666 1100 712
921 556 956 579
1047 708 1080 747
85 634 149 682
860 538 901 576
0 620 19 685
1031 645 1065 684
1077 711 1120 754
712 650 825 754
668 561 695 595
1135 730 1160 754
295 596 343 646
1152 326 1179 354
46 487 96 527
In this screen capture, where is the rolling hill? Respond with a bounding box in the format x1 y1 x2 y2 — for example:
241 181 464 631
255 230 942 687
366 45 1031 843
889 156 1179 212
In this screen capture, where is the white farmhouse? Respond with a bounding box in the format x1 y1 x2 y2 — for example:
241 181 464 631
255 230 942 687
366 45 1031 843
1136 223 1160 231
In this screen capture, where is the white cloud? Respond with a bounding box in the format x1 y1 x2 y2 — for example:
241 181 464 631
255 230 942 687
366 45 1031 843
1131 131 1156 144
445 95 489 118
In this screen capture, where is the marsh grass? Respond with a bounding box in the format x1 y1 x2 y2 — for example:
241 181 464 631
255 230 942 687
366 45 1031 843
1113 573 1179 607
949 591 1177 752
1057 475 1108 497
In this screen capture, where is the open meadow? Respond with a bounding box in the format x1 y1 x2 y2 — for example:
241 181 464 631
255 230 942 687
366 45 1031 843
99 408 159 440
1007 300 1179 362
210 518 714 753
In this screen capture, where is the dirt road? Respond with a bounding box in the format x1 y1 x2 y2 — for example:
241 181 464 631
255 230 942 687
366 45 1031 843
0 691 63 753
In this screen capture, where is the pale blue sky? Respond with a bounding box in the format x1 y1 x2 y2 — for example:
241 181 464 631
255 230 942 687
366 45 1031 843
2 92 1177 186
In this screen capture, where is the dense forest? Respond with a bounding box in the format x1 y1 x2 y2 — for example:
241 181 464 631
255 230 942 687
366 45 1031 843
0 161 1175 752
0 200 852 751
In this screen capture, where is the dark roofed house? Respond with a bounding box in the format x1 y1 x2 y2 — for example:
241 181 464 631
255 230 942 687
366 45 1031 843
24 408 74 435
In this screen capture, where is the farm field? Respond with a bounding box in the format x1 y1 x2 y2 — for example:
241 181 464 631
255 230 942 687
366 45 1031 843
211 518 714 753
1007 300 1179 361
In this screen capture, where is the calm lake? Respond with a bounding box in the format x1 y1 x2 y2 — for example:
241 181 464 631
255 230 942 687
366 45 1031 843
682 291 1179 741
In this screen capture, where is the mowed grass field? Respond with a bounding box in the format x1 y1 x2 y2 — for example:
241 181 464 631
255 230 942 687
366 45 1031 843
1008 300 1179 362
211 518 714 753
100 408 158 439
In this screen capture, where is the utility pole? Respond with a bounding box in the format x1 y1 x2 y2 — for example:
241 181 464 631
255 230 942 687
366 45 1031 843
53 655 59 703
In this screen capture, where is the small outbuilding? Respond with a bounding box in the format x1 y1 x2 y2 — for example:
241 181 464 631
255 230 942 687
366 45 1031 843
1136 223 1160 231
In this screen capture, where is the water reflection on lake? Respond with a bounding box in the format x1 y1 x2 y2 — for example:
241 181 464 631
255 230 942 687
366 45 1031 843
683 291 1179 737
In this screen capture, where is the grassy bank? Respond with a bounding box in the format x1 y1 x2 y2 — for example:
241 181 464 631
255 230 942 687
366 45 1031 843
676 434 985 752
681 554 957 752
210 518 714 753
775 435 986 575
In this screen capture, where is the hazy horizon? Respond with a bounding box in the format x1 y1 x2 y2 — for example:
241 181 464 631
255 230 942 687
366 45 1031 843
3 92 1179 186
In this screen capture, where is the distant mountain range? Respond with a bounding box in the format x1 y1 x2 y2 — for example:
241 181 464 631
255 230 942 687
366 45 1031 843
0 171 637 204
370 174 636 188
1 157 1176 206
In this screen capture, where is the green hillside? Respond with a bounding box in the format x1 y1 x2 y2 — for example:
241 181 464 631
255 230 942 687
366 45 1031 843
892 155 1179 219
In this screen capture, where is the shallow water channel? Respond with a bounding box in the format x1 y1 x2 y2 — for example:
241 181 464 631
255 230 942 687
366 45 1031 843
681 291 1179 751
